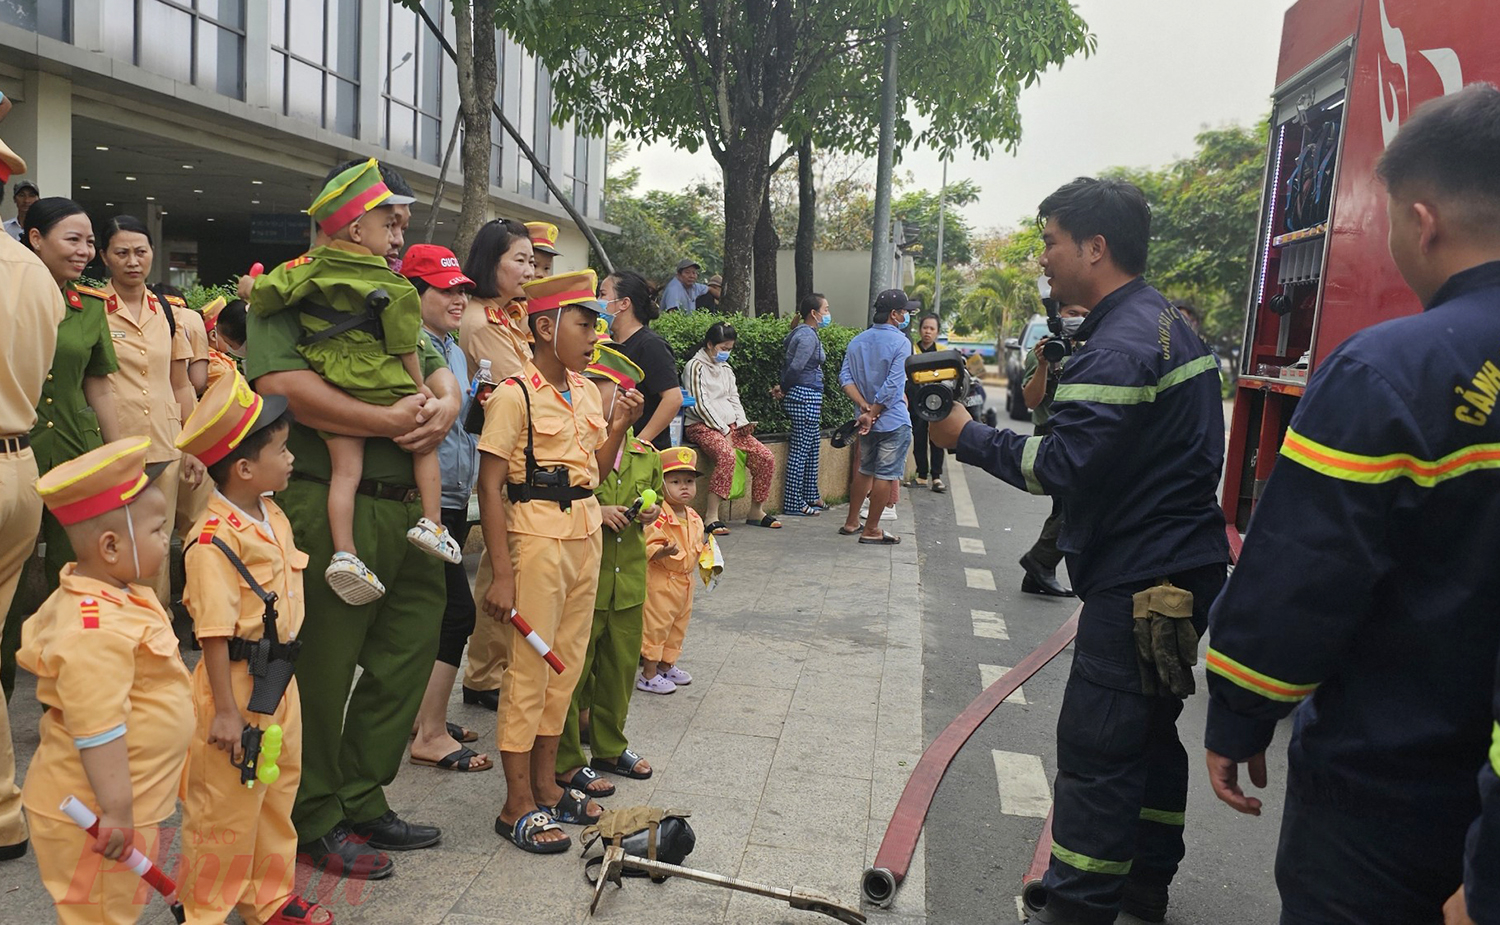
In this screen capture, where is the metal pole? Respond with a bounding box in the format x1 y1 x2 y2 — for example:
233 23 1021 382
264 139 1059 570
424 116 464 243
867 18 899 320
412 4 614 273
933 159 947 316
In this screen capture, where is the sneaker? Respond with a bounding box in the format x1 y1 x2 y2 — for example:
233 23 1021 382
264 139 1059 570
326 552 386 605
407 517 463 564
636 673 677 695
661 666 692 685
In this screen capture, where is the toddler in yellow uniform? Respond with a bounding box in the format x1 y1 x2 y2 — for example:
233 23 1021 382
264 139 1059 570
176 372 332 925
18 437 193 924
475 270 639 853
638 447 708 694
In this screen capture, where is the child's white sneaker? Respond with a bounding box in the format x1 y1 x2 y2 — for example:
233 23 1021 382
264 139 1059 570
326 551 386 605
661 666 692 686
636 673 677 695
407 517 463 563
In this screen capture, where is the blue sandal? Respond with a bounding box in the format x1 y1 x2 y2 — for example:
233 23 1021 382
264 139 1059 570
540 787 602 825
495 810 571 854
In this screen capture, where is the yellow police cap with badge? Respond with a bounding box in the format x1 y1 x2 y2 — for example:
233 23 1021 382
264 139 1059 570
526 222 562 257
522 269 599 315
660 446 702 476
584 343 643 391
37 437 169 526
177 370 290 468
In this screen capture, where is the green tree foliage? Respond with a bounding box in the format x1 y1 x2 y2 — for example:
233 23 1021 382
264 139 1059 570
494 0 1093 316
891 179 979 269
650 312 857 433
598 144 724 284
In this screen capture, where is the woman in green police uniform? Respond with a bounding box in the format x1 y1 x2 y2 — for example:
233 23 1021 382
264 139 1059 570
1 198 120 695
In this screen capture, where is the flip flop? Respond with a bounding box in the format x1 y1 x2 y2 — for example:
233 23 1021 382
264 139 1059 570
838 524 864 536
746 515 782 529
858 531 901 545
590 747 653 780
496 810 571 854
706 521 731 536
557 765 616 798
409 745 492 772
409 722 478 744
539 787 602 825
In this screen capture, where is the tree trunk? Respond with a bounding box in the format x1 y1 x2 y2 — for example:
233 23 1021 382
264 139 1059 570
718 138 773 316
794 135 816 305
753 183 780 317
454 0 497 261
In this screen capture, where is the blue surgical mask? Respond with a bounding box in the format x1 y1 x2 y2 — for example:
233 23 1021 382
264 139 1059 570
715 350 731 363
897 314 910 331
594 300 615 337
818 313 832 328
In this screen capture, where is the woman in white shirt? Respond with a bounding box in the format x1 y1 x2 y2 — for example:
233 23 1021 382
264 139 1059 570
681 321 779 535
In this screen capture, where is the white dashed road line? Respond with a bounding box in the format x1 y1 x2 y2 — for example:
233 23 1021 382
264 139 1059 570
959 537 986 555
965 567 997 591
979 663 1029 705
992 750 1053 818
971 609 1009 640
949 462 979 528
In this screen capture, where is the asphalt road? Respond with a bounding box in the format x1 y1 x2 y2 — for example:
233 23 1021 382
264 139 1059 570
911 414 1289 924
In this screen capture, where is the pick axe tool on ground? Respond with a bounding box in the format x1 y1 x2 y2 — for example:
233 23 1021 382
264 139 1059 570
589 844 867 924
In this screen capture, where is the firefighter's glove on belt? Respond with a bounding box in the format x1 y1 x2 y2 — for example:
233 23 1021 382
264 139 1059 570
1132 580 1198 698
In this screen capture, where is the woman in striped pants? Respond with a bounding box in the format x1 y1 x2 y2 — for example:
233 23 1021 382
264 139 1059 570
778 294 830 516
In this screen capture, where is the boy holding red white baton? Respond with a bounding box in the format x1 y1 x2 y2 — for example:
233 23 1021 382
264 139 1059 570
18 438 193 924
474 270 640 854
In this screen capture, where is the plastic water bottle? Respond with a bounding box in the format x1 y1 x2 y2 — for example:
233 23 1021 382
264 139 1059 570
670 393 695 447
464 359 495 434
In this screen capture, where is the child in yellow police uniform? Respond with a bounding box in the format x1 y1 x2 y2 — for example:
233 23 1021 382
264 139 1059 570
18 437 193 925
176 373 332 925
475 270 639 853
249 158 460 606
638 447 708 694
526 222 562 277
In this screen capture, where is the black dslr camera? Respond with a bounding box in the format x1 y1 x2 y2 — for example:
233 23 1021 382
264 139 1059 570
906 349 974 423
1040 297 1075 364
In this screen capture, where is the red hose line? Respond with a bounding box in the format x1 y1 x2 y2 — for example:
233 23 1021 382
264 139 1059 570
863 606 1082 907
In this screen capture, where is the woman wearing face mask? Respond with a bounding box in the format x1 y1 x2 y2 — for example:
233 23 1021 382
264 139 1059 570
682 322 779 535
98 215 203 607
908 313 948 493
778 293 831 516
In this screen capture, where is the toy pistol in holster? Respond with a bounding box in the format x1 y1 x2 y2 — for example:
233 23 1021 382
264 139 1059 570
501 377 594 512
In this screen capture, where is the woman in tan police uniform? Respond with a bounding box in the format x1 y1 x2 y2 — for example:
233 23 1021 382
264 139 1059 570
97 215 204 605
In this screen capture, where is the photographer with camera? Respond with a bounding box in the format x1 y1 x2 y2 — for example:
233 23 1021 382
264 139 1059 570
928 177 1229 925
1016 300 1090 598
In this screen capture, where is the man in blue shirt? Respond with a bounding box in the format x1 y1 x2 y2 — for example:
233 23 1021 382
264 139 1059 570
659 258 707 313
838 289 913 544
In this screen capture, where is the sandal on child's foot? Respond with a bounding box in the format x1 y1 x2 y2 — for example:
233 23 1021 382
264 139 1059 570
496 811 571 854
636 673 677 695
661 666 692 685
325 552 386 605
407 517 463 563
266 896 334 924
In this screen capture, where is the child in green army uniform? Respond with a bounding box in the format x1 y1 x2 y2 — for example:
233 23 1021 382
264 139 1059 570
556 344 663 796
249 159 460 605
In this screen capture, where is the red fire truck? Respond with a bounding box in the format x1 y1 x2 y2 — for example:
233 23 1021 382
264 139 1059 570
1222 0 1496 530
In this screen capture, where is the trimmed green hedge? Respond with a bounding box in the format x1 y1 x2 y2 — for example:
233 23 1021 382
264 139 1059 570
649 313 859 434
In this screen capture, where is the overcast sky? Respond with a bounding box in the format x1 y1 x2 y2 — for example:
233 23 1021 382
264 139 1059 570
619 0 1301 234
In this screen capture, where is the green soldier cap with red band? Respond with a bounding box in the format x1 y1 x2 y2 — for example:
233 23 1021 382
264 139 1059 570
584 342 643 391
307 157 416 235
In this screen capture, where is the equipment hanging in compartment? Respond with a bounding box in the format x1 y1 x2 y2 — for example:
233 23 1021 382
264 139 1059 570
1283 117 1340 233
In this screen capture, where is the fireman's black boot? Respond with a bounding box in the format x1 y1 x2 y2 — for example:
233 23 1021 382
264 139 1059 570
1020 552 1074 597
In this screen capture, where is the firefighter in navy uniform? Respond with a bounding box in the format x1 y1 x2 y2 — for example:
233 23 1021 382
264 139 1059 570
1458 655 1500 925
1205 85 1500 925
930 177 1230 925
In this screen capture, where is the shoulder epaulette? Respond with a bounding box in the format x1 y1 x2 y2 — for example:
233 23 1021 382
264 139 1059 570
163 294 187 309
485 303 508 327
283 255 313 270
79 597 101 630
197 515 221 548
74 285 109 299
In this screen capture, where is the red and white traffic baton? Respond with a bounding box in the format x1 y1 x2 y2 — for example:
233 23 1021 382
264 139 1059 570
509 611 565 674
60 796 185 923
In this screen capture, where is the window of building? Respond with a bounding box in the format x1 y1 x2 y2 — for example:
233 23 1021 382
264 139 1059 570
85 1 244 98
383 0 444 164
572 129 590 218
0 0 70 42
531 61 552 203
269 0 360 136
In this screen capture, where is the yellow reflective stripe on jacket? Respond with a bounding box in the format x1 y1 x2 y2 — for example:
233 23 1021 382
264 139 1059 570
1021 435 1045 495
1282 428 1500 487
1053 354 1218 406
1052 841 1132 876
1205 648 1318 703
1139 807 1185 826
1491 722 1500 776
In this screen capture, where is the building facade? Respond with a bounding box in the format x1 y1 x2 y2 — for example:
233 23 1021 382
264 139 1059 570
0 0 610 284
